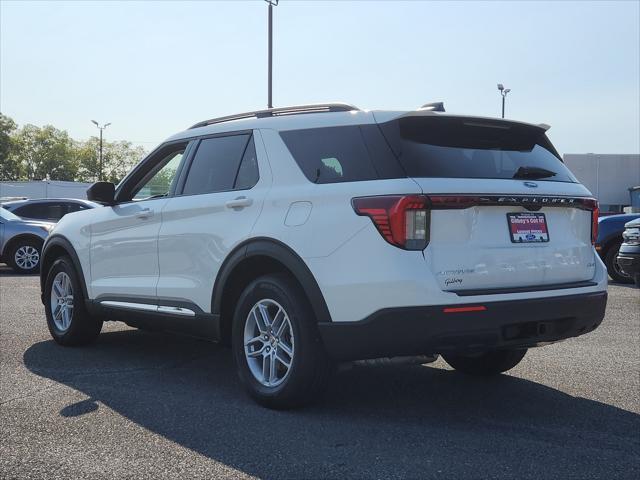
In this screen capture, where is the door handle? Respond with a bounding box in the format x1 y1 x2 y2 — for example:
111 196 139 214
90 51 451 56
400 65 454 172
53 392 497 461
136 208 153 219
225 196 253 210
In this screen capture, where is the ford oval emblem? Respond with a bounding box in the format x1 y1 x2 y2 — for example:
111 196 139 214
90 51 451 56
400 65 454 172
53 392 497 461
523 181 538 188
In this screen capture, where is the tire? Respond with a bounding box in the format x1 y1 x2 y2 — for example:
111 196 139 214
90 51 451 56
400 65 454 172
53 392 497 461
604 241 633 284
44 256 103 346
232 273 332 409
6 238 42 274
442 348 527 376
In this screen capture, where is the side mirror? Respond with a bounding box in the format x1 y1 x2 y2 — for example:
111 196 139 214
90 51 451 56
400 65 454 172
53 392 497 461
87 182 116 205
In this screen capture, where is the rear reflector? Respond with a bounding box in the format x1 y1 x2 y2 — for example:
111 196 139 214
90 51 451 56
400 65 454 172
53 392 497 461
443 306 487 313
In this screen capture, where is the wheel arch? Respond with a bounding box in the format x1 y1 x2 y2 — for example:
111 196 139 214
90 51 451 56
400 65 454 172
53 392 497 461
40 235 89 302
3 233 45 262
212 237 332 345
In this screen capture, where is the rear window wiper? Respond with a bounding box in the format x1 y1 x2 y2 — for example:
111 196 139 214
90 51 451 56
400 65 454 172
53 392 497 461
513 166 557 179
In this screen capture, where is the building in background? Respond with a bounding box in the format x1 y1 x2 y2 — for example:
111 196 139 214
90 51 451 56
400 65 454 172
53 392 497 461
563 154 640 213
0 180 92 201
630 186 640 213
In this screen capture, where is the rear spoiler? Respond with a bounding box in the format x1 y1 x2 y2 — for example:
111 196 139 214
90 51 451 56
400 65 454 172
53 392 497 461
373 110 552 132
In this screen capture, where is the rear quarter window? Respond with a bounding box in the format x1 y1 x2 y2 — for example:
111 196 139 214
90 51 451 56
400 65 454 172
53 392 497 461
279 125 404 184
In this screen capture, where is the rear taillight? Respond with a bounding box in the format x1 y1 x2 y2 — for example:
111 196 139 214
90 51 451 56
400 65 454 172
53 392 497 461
582 198 599 245
592 205 599 245
352 195 430 250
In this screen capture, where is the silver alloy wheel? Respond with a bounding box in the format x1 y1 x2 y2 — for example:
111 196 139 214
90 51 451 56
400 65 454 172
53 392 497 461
14 245 40 270
51 271 74 332
244 299 295 387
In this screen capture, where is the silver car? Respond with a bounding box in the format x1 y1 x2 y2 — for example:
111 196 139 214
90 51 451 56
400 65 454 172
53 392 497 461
0 207 54 273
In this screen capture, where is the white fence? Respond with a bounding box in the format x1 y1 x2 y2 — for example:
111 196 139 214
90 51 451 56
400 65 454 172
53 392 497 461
0 181 92 200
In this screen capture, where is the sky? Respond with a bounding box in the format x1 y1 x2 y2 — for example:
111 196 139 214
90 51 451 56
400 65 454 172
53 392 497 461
1 0 639 156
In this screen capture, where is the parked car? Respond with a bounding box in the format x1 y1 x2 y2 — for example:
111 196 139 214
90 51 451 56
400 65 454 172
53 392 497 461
616 218 640 287
39 103 608 408
0 207 54 273
0 198 98 222
595 213 640 283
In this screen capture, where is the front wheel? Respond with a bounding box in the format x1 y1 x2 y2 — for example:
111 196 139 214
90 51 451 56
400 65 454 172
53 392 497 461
232 274 332 409
442 348 527 376
44 256 103 346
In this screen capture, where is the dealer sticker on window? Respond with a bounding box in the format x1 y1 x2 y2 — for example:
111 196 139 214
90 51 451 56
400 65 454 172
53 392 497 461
507 212 549 243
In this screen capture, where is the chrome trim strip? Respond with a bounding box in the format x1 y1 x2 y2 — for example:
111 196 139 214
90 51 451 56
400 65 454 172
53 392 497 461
157 305 196 317
100 301 195 317
100 301 158 312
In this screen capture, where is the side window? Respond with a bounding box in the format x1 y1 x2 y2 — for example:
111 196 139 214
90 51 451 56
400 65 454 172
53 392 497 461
279 125 403 184
43 204 65 221
182 134 251 196
234 136 259 190
12 205 31 217
132 150 184 201
14 204 45 219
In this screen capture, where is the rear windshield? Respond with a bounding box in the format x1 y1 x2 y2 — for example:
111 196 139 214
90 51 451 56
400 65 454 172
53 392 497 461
379 116 577 183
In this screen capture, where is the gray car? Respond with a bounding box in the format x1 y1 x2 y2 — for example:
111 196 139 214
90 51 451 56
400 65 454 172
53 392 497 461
0 198 98 222
0 207 54 274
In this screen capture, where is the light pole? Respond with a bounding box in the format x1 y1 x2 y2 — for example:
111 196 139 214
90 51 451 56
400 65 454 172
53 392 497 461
91 120 111 181
265 0 278 109
497 84 511 118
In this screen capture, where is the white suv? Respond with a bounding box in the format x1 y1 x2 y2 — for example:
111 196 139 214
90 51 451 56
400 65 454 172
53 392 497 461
40 103 608 408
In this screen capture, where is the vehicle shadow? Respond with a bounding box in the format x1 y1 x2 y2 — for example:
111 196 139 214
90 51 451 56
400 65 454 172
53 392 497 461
23 330 640 479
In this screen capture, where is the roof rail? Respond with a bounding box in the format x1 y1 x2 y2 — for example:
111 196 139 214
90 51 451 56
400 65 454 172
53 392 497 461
189 103 360 129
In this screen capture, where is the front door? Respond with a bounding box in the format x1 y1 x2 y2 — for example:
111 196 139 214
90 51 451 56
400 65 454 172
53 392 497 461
89 144 188 300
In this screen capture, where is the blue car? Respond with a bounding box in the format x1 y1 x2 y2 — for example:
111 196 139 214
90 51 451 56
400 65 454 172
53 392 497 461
595 213 640 283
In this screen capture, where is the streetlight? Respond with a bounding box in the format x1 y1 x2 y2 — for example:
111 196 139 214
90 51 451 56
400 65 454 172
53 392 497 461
265 0 279 109
497 83 511 118
91 120 111 181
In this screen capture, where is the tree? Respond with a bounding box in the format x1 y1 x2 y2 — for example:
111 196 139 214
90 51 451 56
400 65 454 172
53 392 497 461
12 124 79 180
0 113 22 180
74 138 100 182
75 137 146 184
101 140 146 184
0 116 147 183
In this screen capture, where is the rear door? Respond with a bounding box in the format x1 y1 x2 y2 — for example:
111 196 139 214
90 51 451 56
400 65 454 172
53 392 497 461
156 130 270 311
377 114 598 292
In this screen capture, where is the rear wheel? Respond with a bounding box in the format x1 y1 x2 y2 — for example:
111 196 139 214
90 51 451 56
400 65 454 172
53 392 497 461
605 241 633 284
442 348 527 376
6 238 42 274
44 256 102 346
232 274 332 409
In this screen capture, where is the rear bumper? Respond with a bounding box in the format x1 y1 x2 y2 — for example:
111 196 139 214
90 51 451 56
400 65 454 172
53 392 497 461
616 245 640 277
318 291 607 361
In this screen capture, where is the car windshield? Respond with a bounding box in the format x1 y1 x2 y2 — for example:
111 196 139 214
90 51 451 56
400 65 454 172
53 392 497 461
0 206 21 221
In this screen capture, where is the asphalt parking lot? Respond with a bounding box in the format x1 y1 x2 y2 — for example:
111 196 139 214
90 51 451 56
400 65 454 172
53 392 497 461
0 267 638 479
